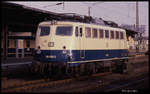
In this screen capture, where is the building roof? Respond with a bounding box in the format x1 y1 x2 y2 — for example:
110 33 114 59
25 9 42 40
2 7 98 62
2 2 63 33
2 1 139 39
124 28 138 38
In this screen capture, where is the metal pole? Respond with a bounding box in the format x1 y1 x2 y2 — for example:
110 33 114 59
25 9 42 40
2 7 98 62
63 2 64 10
88 7 91 16
3 25 8 61
16 39 18 58
136 1 139 52
22 39 24 58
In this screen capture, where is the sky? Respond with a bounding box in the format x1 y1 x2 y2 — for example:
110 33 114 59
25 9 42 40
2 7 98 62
10 1 149 37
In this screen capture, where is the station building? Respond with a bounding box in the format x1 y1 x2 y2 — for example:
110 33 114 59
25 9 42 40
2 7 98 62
1 2 138 62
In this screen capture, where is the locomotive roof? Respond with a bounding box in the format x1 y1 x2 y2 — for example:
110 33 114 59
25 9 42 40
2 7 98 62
39 21 126 32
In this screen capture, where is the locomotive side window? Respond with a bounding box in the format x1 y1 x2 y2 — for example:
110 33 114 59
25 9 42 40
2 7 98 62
85 27 91 38
56 26 73 36
120 32 124 39
99 29 104 38
75 26 78 37
105 30 109 38
110 30 114 39
40 26 50 36
116 31 119 39
92 28 98 38
80 28 83 37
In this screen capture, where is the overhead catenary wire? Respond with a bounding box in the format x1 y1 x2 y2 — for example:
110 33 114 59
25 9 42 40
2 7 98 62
82 2 105 16
95 4 136 24
82 2 136 24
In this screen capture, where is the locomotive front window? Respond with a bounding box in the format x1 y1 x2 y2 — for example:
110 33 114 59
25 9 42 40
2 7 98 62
56 26 73 36
40 26 50 36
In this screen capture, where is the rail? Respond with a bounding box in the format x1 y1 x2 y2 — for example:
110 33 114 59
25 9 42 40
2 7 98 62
2 72 112 92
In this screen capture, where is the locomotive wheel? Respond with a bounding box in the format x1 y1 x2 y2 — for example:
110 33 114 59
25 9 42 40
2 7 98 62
74 65 80 77
79 63 85 76
30 61 40 73
112 60 128 74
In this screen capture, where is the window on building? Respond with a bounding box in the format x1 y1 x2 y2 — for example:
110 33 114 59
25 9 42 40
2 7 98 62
14 40 16 47
120 32 124 39
116 31 119 39
40 26 50 36
110 30 114 39
105 30 109 38
26 40 30 48
85 27 91 38
99 29 104 38
92 28 98 38
75 26 78 37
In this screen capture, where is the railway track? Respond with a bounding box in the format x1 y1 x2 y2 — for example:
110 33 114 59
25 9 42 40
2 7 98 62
105 76 148 92
2 72 112 92
31 67 148 93
31 58 148 93
2 55 148 92
65 67 148 92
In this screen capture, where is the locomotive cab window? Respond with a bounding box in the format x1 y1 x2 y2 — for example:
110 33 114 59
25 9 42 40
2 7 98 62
40 26 50 36
56 26 73 36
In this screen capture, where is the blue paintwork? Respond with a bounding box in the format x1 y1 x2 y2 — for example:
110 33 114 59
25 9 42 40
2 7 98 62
34 49 128 65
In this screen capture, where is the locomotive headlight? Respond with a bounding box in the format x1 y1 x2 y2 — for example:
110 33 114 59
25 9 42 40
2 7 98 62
46 55 56 59
36 46 41 54
62 46 67 54
48 42 54 47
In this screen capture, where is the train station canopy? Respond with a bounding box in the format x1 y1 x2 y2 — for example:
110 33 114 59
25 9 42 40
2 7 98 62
124 29 138 38
2 2 64 33
2 1 138 37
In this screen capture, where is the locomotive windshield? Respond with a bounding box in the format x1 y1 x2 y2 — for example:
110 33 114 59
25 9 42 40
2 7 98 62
56 26 73 36
40 26 50 36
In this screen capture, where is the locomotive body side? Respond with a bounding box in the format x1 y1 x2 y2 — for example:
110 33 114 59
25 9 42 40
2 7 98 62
34 21 128 66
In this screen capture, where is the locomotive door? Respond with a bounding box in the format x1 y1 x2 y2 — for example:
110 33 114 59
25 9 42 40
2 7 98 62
79 26 85 59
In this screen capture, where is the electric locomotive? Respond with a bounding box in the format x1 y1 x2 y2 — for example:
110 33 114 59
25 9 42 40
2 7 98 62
32 20 129 76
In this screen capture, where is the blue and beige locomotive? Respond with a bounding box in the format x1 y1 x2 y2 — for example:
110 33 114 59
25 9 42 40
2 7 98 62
32 20 129 76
